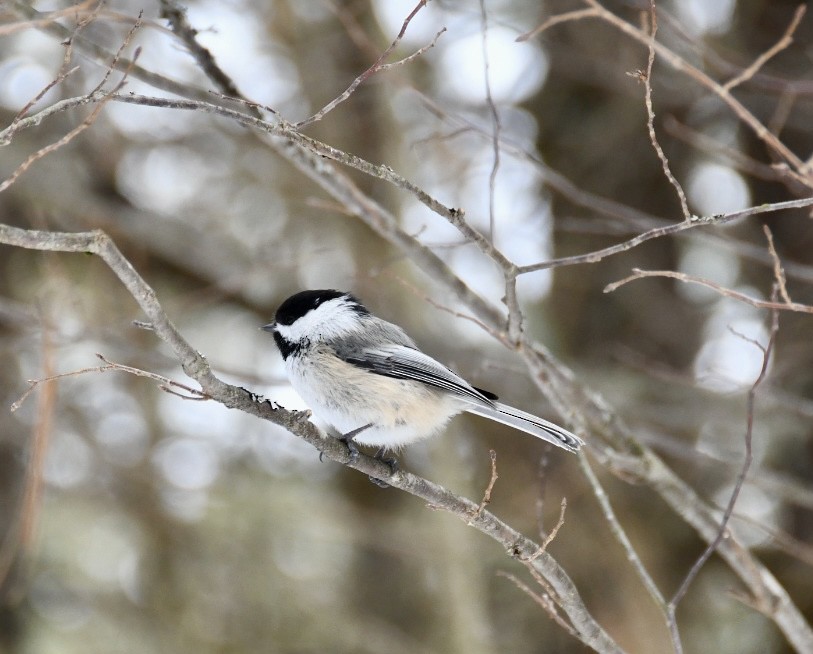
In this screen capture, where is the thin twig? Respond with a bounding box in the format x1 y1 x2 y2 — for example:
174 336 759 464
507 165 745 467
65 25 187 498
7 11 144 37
475 1 522 340
11 363 108 412
524 498 568 563
479 0 501 241
414 88 813 282
542 0 810 181
96 354 210 399
296 1 442 128
0 92 107 145
517 195 813 274
159 0 244 99
662 116 795 185
669 293 780 615
11 61 80 125
2 2 106 137
378 28 446 72
0 95 113 194
642 0 691 220
722 5 806 92
516 508 580 639
0 33 140 194
469 449 499 523
11 353 208 412
763 225 792 305
579 453 679 653
90 10 143 93
516 8 601 41
498 571 579 637
0 0 98 36
604 268 813 314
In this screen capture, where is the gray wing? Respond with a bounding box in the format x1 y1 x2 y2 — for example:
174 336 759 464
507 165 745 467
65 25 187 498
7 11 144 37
337 340 495 406
334 322 582 452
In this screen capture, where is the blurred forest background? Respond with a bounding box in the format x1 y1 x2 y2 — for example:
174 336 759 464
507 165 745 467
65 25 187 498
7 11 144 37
1 0 812 652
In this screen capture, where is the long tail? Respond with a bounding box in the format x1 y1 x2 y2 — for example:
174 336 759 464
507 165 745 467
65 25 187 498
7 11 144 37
464 401 583 452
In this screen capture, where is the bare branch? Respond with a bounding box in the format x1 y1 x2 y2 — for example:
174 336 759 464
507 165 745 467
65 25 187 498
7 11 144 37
516 8 602 42
604 268 813 314
519 196 813 274
378 28 446 73
0 90 117 194
498 571 579 637
11 60 80 126
519 338 813 654
524 497 568 563
296 1 443 129
723 5 806 92
641 1 692 220
10 354 206 413
579 453 679 653
159 0 244 99
0 224 621 653
478 0 501 241
0 92 107 145
5 5 813 648
0 0 98 36
476 0 523 339
90 10 143 93
468 449 499 523
763 225 792 305
532 0 811 181
662 116 798 186
0 23 141 193
414 89 813 282
7 0 245 111
669 294 781 619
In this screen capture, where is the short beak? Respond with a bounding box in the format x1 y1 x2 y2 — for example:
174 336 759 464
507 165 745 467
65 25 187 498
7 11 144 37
261 322 276 333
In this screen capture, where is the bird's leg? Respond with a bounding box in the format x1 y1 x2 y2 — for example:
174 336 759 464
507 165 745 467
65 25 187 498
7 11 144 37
334 426 397 489
338 422 373 462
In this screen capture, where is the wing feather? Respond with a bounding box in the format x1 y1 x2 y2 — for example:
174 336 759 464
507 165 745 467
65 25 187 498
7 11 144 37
339 343 495 406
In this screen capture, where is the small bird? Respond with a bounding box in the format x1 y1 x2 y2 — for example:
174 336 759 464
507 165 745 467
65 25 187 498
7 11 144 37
263 290 583 460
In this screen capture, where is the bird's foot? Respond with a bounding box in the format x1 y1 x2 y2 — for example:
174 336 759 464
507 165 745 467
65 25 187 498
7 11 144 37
338 434 360 463
337 423 373 464
368 447 399 488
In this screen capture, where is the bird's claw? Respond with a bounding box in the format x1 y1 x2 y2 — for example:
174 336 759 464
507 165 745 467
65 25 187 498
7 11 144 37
368 447 398 488
338 434 360 463
240 386 263 403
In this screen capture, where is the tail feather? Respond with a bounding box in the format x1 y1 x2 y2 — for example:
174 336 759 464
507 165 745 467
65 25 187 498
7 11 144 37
464 401 583 452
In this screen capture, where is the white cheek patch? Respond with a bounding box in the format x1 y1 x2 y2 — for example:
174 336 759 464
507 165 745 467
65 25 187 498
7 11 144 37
274 321 299 341
276 297 362 343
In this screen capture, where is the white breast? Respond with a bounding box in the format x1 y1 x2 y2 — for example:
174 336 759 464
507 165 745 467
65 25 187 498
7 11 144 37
286 346 465 450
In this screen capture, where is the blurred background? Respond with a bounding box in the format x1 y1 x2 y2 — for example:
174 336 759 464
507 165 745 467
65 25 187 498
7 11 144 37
1 0 812 652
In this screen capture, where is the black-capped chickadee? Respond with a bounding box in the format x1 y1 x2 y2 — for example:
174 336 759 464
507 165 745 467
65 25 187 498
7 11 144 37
263 290 583 458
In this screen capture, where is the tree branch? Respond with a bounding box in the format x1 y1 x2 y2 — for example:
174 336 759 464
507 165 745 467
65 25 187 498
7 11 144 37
604 268 813 314
0 223 622 653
